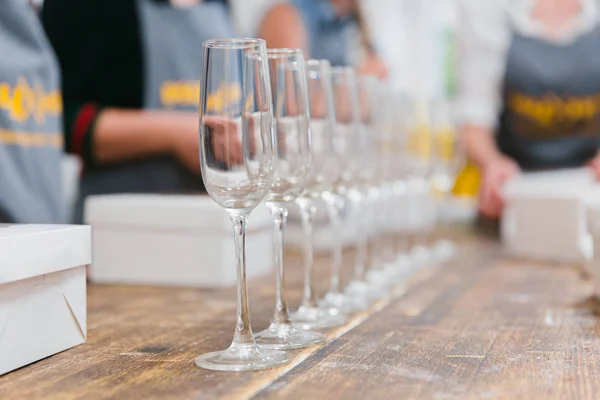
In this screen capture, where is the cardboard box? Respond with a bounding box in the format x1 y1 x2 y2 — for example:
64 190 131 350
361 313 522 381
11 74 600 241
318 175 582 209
502 169 599 263
85 194 273 287
0 224 90 376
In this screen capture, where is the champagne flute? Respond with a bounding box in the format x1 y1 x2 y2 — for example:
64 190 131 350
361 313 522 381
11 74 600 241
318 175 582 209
320 67 372 313
390 92 416 279
291 59 347 330
430 98 464 260
373 87 401 281
195 38 292 371
406 96 434 266
356 76 394 293
255 49 325 349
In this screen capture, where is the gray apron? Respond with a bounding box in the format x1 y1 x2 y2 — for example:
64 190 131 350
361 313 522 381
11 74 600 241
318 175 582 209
291 0 353 67
0 0 65 223
78 0 235 218
498 26 600 170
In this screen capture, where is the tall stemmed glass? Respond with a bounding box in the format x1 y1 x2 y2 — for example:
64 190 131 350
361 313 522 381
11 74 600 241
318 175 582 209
195 38 291 371
406 96 434 265
319 67 370 314
354 77 397 292
430 98 464 260
387 92 413 281
320 67 372 313
390 92 416 279
291 59 347 330
354 75 392 293
255 49 325 349
373 87 401 281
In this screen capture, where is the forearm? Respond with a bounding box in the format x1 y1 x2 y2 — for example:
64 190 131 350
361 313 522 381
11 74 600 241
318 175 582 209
93 109 190 164
461 124 504 168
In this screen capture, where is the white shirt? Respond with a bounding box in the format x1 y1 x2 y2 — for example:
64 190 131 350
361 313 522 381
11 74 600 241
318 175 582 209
456 0 600 130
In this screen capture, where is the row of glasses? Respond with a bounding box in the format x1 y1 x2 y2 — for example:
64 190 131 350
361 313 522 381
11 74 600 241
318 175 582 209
319 67 373 313
382 93 463 279
196 38 292 371
254 49 325 350
291 59 348 330
197 40 345 371
195 37 451 372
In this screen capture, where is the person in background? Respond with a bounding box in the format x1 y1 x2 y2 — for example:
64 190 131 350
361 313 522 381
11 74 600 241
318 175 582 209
0 0 65 224
457 0 600 218
258 0 388 79
42 0 237 222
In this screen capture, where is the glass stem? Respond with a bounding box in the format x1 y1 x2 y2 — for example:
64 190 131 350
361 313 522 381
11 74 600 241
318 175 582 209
354 190 367 281
228 212 254 347
266 202 291 325
323 193 343 294
297 198 318 308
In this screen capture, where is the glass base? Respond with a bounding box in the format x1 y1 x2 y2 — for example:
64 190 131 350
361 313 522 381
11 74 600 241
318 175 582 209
345 278 386 303
319 291 371 314
255 322 325 350
432 240 455 262
410 245 431 265
366 269 393 290
291 305 347 330
384 254 414 283
195 343 292 372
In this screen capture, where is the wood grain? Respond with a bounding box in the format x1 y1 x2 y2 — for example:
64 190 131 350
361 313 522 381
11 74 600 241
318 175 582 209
1 231 599 400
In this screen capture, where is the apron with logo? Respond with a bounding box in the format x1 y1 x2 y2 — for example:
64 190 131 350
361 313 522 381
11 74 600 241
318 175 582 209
0 0 65 223
497 25 600 170
78 0 236 210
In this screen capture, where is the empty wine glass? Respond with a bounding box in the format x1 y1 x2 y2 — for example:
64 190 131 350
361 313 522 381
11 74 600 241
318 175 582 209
291 59 347 330
255 49 325 349
405 96 435 266
320 67 372 313
389 92 417 280
430 98 464 260
195 38 292 371
354 75 393 294
373 87 402 282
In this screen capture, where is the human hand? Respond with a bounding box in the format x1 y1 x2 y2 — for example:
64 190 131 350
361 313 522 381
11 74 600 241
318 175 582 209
478 156 520 218
357 52 389 80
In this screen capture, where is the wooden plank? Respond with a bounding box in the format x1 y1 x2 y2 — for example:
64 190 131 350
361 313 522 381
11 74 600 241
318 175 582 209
0 243 391 400
254 239 600 400
2 231 600 399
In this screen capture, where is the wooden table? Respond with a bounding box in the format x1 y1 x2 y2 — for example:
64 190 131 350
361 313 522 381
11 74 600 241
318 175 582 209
1 233 599 400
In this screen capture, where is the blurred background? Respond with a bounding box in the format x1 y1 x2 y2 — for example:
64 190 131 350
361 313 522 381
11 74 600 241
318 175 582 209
44 0 464 222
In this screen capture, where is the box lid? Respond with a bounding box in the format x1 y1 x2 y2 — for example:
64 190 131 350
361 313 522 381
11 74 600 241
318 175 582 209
0 225 91 285
504 168 600 200
84 194 272 233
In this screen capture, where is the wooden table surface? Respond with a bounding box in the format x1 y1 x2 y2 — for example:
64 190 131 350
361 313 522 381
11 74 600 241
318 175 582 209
1 232 599 400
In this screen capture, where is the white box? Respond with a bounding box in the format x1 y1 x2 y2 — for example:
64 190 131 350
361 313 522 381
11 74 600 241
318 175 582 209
85 194 273 287
586 204 600 296
502 169 599 263
0 224 90 376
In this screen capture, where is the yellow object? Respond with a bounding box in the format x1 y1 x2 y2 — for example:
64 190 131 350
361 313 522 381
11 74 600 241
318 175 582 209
452 162 481 196
408 125 431 160
0 78 62 125
434 128 455 161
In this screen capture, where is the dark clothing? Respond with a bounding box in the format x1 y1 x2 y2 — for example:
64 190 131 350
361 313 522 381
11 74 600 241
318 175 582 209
43 0 236 222
41 0 231 166
497 27 600 170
